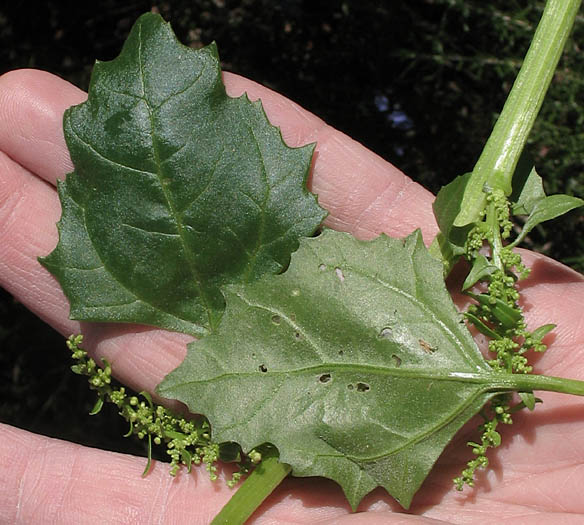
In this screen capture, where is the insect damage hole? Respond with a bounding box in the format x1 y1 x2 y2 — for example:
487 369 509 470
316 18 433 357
378 327 393 339
319 264 326 271
258 364 268 373
347 382 370 392
271 314 281 325
335 267 345 282
319 373 331 384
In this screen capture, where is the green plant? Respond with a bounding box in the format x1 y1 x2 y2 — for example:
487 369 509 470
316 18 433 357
40 1 583 523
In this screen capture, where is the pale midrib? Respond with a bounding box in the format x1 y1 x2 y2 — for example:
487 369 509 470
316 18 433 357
137 24 215 329
169 358 580 401
169 361 501 387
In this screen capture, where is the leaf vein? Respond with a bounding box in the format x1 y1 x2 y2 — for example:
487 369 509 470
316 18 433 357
121 223 180 238
68 125 156 176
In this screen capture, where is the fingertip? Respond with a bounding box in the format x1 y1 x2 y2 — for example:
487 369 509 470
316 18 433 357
0 69 86 185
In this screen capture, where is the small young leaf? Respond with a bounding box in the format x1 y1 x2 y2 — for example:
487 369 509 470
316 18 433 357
40 13 326 336
511 194 583 247
510 166 547 215
431 173 476 271
531 323 556 342
159 229 510 509
508 165 583 247
181 449 193 472
433 173 476 248
464 312 501 340
462 254 499 290
143 433 153 476
467 292 522 330
518 391 536 411
89 397 104 415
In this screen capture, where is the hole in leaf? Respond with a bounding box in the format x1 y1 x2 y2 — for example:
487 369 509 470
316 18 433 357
356 382 370 392
335 267 345 282
338 350 344 356
319 264 326 271
379 327 393 339
271 315 281 325
347 384 354 390
294 331 303 341
392 354 402 367
258 364 268 373
319 373 331 383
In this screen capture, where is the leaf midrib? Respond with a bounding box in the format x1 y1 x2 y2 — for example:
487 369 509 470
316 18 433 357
137 22 215 329
170 362 505 388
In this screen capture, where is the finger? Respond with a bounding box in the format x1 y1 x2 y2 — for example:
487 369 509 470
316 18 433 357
0 69 86 183
0 150 75 334
0 148 189 397
2 423 433 524
0 68 435 392
0 422 236 524
0 69 437 241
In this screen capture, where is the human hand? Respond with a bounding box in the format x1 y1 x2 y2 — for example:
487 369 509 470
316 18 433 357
0 69 583 524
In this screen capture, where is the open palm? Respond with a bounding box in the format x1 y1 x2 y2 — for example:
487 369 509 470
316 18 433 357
0 69 583 524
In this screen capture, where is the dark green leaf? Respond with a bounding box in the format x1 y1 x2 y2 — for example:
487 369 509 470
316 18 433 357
159 229 511 509
40 13 325 335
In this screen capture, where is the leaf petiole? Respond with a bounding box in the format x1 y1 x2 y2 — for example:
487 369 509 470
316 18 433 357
454 371 584 398
211 449 291 525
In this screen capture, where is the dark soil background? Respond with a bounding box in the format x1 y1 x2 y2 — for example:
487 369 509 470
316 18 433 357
1 1 582 460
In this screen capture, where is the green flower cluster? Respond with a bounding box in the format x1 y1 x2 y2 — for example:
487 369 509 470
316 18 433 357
453 396 511 490
67 335 251 483
455 188 553 489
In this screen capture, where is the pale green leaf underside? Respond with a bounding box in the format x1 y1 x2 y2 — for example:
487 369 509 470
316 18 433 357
40 13 325 335
159 229 506 509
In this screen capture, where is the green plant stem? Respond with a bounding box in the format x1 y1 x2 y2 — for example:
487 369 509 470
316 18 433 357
486 201 504 271
454 0 582 227
211 454 292 525
450 372 584 397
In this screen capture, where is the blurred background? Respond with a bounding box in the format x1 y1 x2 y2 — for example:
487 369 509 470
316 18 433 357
1 0 583 459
